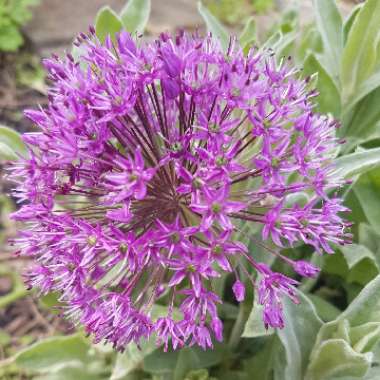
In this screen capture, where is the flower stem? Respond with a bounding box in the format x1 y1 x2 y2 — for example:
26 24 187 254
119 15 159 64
228 300 250 351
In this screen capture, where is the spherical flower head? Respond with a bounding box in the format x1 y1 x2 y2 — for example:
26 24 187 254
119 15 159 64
10 29 351 351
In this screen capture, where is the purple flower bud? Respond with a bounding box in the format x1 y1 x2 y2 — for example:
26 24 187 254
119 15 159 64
232 280 245 302
293 260 320 278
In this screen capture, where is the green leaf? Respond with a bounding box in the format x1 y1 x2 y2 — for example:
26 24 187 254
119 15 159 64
340 243 377 270
242 298 274 338
305 339 372 380
340 243 379 286
0 21 24 52
312 0 343 82
264 30 297 60
239 17 256 51
297 26 323 61
345 270 380 318
173 349 212 380
198 1 229 52
0 265 27 308
344 71 380 112
120 0 151 35
308 294 341 322
244 335 279 380
143 350 179 375
35 366 102 380
350 322 380 353
276 291 323 380
344 87 380 146
333 147 380 180
95 6 123 43
0 142 19 161
143 345 226 377
359 223 380 256
110 339 157 380
15 334 90 372
184 369 213 380
303 53 340 117
0 125 27 160
354 170 380 231
343 3 363 44
335 275 380 329
341 0 380 102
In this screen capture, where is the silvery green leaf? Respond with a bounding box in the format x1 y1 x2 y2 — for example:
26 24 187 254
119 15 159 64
276 291 323 380
95 6 123 43
120 0 151 35
312 0 343 83
305 339 372 380
333 147 380 180
341 0 380 102
198 1 229 51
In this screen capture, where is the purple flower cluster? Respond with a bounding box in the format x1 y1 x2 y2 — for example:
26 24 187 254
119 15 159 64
10 29 350 350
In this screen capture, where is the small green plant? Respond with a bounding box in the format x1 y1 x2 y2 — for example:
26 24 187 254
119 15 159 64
0 0 39 52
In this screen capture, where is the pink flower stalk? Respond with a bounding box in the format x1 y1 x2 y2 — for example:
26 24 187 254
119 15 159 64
10 29 350 351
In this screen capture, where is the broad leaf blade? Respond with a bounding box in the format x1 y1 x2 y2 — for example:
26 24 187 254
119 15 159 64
276 291 323 380
0 125 27 160
239 17 256 51
341 0 380 102
15 335 90 372
303 53 340 117
305 339 372 380
353 170 380 231
198 1 229 51
344 70 380 112
111 339 157 380
95 6 123 43
312 0 343 82
120 0 151 35
333 147 380 179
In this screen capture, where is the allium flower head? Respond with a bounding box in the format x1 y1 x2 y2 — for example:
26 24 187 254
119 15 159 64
10 29 351 350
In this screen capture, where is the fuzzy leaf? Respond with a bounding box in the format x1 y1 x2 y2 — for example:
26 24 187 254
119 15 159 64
95 6 123 43
276 291 323 380
239 17 256 51
198 1 229 51
243 297 274 338
312 0 343 82
340 243 377 270
333 147 380 180
354 170 380 231
305 339 372 380
111 339 157 380
15 335 90 372
0 21 24 52
344 87 380 146
303 53 340 117
120 0 151 35
344 70 380 112
341 0 380 102
0 125 27 160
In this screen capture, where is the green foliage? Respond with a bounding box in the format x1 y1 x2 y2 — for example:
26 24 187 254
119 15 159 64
204 0 274 25
0 124 27 161
0 264 27 308
95 6 123 44
120 0 151 35
94 0 151 44
198 1 229 51
0 0 39 52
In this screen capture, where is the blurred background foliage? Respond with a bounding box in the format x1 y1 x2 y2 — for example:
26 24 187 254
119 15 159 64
1 0 380 379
